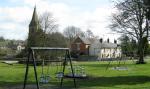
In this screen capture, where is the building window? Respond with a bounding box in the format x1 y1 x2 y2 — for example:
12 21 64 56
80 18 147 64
86 45 89 49
76 43 80 50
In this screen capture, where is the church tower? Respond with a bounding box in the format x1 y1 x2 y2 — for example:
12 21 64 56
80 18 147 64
27 6 42 47
29 6 40 32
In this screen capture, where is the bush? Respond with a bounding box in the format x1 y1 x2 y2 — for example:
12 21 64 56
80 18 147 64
70 51 79 58
16 49 27 58
0 49 7 57
77 55 98 61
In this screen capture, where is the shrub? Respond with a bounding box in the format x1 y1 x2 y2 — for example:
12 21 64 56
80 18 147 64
70 51 79 58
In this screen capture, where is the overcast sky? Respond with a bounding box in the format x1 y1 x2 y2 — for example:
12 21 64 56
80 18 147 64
0 0 119 41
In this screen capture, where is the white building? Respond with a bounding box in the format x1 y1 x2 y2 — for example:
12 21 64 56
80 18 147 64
17 43 25 51
89 39 121 60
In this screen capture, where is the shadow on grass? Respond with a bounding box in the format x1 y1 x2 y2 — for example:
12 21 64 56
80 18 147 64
0 76 150 88
81 63 135 68
0 81 76 89
77 76 150 87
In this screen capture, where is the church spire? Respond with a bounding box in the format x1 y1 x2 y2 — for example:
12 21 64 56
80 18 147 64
29 6 39 26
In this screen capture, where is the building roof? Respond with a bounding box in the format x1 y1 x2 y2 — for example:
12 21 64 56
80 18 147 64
90 40 118 49
101 41 117 48
29 6 39 26
80 37 91 44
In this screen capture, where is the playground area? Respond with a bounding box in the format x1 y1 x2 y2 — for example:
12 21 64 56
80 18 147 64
1 57 150 89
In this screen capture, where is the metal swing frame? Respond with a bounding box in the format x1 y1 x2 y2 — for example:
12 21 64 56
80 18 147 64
23 47 76 89
106 50 136 70
105 47 126 70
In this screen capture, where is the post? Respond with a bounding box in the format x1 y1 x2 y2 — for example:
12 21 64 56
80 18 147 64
23 48 40 89
67 50 76 88
23 48 31 89
60 50 67 87
32 49 40 89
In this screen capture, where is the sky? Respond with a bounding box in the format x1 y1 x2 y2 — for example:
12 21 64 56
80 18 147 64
0 0 119 41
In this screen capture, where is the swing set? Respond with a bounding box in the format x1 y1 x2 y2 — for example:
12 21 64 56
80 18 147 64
39 51 64 84
105 46 137 70
23 47 76 89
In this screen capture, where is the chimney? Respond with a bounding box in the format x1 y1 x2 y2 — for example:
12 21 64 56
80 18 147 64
107 38 109 43
99 38 103 43
114 39 117 44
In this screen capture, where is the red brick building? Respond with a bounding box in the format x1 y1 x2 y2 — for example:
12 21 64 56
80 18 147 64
71 37 91 55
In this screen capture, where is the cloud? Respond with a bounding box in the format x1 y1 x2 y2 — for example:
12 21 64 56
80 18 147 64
0 0 118 41
0 6 31 40
0 6 32 23
0 22 28 40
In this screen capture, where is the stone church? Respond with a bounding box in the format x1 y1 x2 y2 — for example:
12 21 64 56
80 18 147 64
27 7 44 47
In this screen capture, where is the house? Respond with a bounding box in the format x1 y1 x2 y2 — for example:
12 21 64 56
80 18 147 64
89 38 121 60
71 37 122 60
71 37 91 55
17 43 25 51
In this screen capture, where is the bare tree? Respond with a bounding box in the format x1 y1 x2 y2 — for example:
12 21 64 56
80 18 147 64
85 29 94 38
143 0 150 20
109 0 149 64
39 12 59 46
63 26 84 46
39 12 58 33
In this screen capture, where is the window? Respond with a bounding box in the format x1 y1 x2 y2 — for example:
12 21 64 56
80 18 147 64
86 45 89 49
76 43 80 50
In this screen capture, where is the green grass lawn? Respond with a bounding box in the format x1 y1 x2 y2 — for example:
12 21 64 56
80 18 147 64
1 59 150 89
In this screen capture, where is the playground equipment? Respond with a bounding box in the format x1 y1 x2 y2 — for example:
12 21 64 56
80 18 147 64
66 66 87 78
55 57 64 79
39 59 51 84
23 47 76 89
106 50 137 70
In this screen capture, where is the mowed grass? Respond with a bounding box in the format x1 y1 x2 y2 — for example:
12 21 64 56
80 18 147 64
1 59 150 89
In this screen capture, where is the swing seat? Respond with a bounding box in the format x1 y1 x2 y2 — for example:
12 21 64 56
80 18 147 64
40 76 45 83
45 75 51 83
81 74 87 77
56 72 64 78
40 75 51 84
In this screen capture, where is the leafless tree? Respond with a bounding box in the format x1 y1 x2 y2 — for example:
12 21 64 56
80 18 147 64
39 12 59 46
63 26 84 46
85 29 94 38
109 0 149 64
39 12 58 33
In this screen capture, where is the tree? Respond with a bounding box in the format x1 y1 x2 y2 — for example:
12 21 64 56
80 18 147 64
38 12 59 47
7 40 17 50
39 12 67 47
39 12 58 33
143 0 150 20
46 32 67 47
142 36 149 55
63 26 84 46
119 35 130 53
119 35 138 56
0 37 4 41
110 0 149 64
84 29 98 43
85 29 94 38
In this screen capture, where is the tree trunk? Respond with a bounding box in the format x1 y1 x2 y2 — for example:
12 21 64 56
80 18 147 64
136 38 146 64
138 49 144 64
